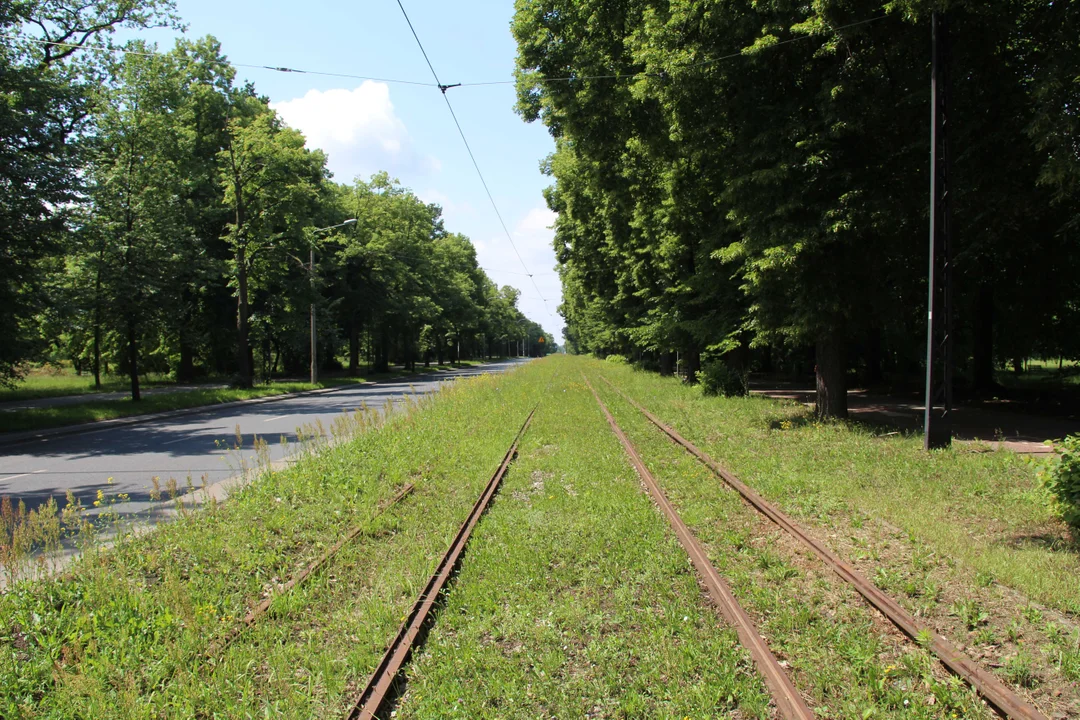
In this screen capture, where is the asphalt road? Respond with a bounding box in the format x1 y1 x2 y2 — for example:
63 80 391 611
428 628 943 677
0 359 529 520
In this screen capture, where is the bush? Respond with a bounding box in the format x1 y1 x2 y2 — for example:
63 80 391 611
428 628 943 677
604 354 629 365
1041 435 1080 532
700 361 748 397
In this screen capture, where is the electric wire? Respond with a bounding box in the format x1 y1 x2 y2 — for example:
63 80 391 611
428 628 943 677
393 0 551 314
7 34 438 87
7 13 888 91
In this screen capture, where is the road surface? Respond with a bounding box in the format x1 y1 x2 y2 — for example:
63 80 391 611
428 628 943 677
0 359 529 520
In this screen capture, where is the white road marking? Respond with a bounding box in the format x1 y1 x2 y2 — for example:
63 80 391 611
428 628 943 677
161 437 189 446
264 414 291 422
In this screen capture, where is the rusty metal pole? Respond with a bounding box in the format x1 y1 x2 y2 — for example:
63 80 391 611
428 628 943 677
924 10 953 450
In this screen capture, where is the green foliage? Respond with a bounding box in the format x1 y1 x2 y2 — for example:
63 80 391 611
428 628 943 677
603 353 629 365
513 0 1080 413
700 360 748 398
1040 434 1080 532
1 10 551 401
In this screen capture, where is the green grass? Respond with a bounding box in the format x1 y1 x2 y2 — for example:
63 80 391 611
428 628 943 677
586 371 992 718
5 354 1070 716
593 359 1080 617
0 371 176 402
0 360 506 434
0 383 321 433
395 371 774 718
995 358 1080 390
0 362 544 717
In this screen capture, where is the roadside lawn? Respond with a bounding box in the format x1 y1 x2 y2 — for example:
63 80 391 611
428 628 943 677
0 360 506 434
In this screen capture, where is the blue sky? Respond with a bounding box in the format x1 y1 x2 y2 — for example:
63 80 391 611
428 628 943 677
120 0 564 343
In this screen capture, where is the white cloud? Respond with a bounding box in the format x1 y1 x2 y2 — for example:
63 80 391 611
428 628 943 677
271 81 439 183
474 206 564 342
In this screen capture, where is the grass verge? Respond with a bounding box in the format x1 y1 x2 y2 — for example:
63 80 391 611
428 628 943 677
0 361 540 717
0 383 322 434
0 360 508 434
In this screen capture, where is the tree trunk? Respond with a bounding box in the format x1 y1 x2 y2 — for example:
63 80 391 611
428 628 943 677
92 265 103 389
178 339 196 383
685 346 701 384
375 325 389 373
234 244 253 387
973 283 995 391
349 317 360 375
127 316 141 402
815 329 848 419
93 320 102 390
1012 356 1024 374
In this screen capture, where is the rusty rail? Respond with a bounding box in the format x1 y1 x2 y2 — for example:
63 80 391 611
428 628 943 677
207 483 416 659
345 405 537 720
584 376 814 720
598 374 1047 720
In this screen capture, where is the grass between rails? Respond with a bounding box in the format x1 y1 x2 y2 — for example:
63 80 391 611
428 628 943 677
0 361 543 718
592 358 1080 714
394 369 774 718
590 370 993 719
593 359 1080 615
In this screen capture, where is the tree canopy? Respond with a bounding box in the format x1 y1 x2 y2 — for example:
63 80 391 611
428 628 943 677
2 3 550 394
513 0 1080 416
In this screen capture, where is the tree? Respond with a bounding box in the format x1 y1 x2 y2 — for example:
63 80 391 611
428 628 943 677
0 0 178 387
219 104 328 387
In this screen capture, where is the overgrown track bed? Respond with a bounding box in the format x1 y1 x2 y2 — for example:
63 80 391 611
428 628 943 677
597 373 1046 720
348 405 537 719
584 375 813 720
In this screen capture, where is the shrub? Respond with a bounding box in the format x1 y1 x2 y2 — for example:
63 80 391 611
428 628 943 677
604 354 629 365
1041 434 1080 532
700 360 748 397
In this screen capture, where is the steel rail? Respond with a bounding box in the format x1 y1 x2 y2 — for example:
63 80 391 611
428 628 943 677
206 483 416 659
345 405 537 720
584 375 815 720
598 374 1047 720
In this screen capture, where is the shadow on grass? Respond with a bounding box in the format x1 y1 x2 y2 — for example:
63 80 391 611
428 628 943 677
1003 530 1080 557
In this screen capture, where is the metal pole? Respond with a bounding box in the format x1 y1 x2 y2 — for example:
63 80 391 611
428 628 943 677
310 245 317 385
924 11 953 450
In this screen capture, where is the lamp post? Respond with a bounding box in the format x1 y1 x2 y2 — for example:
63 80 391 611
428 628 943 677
308 219 357 384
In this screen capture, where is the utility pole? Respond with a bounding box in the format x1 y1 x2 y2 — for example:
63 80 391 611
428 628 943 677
310 244 317 384
924 11 953 450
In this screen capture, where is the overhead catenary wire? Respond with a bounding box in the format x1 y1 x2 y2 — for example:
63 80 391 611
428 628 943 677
7 12 888 92
6 33 438 87
393 0 550 313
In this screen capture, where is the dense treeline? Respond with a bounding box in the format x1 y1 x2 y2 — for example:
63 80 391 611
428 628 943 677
2 0 550 398
513 0 1080 416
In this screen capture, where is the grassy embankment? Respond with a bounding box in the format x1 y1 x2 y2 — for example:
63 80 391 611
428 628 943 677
5 356 757 718
594 358 1080 713
3 355 1075 717
0 360 497 434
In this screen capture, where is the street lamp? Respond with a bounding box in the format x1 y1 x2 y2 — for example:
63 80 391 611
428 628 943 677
308 219 357 384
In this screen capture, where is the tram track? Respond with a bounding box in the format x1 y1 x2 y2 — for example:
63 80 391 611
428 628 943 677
594 373 1047 720
345 404 539 720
